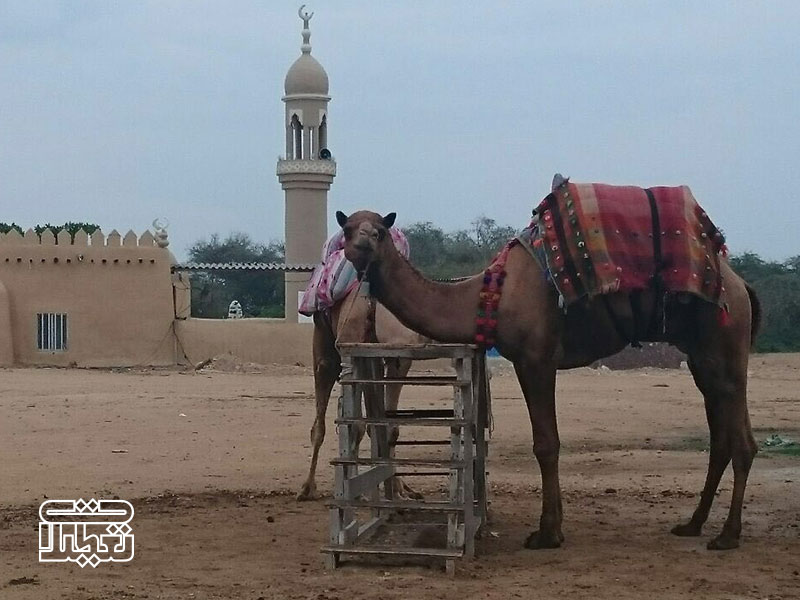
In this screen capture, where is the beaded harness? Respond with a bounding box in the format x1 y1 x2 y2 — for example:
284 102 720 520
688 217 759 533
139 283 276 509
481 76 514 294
474 239 518 350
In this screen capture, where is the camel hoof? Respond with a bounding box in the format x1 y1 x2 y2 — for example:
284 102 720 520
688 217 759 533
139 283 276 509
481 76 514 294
524 530 562 549
707 535 739 550
296 485 318 502
390 478 424 501
671 522 702 537
400 487 424 501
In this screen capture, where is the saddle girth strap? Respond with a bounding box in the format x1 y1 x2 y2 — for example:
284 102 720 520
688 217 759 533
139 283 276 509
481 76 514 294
643 187 665 340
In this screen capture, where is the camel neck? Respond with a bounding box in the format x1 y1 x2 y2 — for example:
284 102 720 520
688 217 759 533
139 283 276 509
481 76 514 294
367 247 482 343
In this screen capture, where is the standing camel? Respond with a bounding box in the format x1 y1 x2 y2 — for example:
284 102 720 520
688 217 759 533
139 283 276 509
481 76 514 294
335 184 760 550
297 284 425 500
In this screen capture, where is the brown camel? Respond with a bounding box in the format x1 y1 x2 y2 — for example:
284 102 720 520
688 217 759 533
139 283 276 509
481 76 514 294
336 207 761 551
297 284 426 500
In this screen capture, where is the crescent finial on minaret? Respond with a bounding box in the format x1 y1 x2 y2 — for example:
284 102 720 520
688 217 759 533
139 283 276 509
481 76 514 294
298 5 314 53
298 5 314 28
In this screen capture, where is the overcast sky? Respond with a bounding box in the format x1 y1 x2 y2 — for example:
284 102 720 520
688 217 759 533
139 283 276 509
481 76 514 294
1 1 798 261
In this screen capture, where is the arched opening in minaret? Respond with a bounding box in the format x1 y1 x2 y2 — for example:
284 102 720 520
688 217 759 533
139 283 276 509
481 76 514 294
318 115 327 155
291 114 303 159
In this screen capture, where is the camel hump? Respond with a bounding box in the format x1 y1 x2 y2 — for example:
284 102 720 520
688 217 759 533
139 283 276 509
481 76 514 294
551 173 569 191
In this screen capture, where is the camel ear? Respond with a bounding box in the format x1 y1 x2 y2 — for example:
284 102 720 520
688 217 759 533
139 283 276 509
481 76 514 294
382 212 397 229
335 211 348 228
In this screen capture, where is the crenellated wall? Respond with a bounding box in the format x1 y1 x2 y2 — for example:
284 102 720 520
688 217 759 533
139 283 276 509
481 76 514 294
0 228 175 367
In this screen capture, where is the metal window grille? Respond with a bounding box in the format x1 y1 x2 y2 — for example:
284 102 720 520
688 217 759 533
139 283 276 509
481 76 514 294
37 313 68 351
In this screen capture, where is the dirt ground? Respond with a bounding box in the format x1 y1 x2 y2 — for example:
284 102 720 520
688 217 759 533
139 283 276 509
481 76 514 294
1 353 799 600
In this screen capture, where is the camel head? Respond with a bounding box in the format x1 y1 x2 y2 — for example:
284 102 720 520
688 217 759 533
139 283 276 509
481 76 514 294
336 210 396 273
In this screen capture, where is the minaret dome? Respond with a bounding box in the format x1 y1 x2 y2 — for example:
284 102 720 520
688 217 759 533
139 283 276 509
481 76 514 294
284 53 328 97
284 6 329 98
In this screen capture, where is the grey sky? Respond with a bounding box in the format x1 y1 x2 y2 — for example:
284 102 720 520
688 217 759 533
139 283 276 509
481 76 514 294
1 1 798 261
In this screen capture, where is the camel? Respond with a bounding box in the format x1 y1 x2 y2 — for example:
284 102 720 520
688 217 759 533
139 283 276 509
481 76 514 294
297 284 426 500
335 202 761 551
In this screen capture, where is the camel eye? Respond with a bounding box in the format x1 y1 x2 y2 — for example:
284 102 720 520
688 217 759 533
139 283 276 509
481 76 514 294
343 225 353 239
377 228 386 241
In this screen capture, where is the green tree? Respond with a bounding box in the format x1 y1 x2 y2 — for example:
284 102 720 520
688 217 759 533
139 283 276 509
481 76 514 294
402 216 516 279
472 216 515 255
729 253 800 352
0 221 99 240
188 233 285 318
0 222 23 235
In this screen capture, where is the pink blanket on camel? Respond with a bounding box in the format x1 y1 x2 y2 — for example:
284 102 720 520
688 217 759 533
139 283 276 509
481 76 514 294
298 227 409 316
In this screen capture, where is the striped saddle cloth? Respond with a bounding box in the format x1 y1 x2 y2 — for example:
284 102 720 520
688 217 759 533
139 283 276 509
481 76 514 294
518 179 728 309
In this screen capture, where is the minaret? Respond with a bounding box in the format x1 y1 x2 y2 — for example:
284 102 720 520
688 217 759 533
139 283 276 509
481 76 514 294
277 5 335 322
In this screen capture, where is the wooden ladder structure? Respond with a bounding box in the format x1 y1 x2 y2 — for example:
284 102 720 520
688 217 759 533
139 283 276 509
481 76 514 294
321 343 491 575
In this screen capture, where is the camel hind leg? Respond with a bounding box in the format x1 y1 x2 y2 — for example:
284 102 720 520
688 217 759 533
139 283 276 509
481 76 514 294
671 358 732 536
672 297 757 549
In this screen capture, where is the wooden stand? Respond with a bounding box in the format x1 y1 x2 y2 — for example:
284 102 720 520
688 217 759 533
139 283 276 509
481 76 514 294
321 343 491 575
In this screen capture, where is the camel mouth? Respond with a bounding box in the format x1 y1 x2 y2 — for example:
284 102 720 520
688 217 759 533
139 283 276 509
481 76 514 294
353 241 373 253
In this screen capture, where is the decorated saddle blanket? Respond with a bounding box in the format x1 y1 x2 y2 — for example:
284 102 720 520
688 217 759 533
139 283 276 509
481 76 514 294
298 227 410 316
517 180 728 309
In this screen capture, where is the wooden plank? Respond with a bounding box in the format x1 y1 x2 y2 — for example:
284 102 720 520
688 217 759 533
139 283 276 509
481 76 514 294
344 376 469 386
448 356 464 554
394 470 454 477
341 515 360 544
446 559 456 577
474 355 489 534
324 552 339 570
387 409 454 418
336 417 468 427
337 343 477 360
460 355 477 559
343 465 394 497
474 353 489 526
320 545 464 559
332 457 465 468
328 499 466 513
356 515 386 542
338 355 363 545
393 439 450 446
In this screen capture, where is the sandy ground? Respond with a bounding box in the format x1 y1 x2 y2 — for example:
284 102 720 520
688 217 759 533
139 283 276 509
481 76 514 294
1 354 799 599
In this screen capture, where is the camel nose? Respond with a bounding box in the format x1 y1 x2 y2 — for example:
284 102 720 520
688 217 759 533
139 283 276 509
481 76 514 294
354 228 375 251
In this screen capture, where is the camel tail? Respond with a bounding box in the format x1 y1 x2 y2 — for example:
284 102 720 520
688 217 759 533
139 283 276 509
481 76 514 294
745 283 761 349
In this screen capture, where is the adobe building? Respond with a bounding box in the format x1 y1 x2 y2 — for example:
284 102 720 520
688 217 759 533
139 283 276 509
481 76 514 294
0 227 177 367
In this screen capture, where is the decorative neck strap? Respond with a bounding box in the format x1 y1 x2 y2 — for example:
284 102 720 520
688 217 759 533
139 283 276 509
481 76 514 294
475 240 517 350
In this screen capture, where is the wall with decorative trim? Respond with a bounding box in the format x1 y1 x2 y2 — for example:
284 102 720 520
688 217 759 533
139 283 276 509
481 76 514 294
0 228 175 367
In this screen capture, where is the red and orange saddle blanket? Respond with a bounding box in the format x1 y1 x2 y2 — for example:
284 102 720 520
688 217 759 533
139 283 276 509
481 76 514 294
517 179 728 311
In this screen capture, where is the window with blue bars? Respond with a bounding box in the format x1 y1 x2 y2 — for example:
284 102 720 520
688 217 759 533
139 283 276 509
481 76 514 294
37 313 68 351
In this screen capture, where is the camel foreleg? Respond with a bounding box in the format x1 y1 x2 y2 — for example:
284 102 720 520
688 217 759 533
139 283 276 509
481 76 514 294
515 359 563 549
298 318 341 501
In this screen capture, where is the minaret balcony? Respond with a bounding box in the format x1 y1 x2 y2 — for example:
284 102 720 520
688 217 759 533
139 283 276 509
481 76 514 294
276 158 337 177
